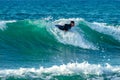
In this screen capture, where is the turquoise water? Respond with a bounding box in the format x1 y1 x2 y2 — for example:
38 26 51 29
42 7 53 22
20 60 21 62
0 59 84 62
0 0 120 80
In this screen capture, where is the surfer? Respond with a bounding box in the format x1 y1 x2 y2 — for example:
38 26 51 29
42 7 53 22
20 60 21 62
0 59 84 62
55 21 75 31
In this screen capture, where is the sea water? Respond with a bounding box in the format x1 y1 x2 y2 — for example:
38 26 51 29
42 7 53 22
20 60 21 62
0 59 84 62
0 0 120 80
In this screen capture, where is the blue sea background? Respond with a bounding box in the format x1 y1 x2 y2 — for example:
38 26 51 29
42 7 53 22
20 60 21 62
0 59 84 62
0 0 120 80
0 0 120 24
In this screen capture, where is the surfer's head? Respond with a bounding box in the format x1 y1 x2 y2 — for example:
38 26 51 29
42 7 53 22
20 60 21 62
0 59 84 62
70 21 75 27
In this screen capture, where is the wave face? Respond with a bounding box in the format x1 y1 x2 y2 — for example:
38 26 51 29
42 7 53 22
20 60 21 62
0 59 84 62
0 18 120 80
0 18 119 50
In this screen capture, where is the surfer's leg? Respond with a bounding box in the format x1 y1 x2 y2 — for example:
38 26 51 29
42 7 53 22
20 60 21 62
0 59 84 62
55 25 64 30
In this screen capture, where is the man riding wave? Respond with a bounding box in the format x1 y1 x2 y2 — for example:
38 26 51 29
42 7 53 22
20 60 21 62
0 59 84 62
55 21 75 31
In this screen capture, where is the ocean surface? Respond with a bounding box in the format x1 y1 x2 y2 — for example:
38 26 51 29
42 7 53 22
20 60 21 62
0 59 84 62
0 0 120 80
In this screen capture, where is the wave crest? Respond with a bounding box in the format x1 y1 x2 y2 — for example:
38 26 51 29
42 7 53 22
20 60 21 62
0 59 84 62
0 62 120 80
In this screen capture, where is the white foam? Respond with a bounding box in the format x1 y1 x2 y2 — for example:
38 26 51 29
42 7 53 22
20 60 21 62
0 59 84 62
0 62 120 80
49 18 97 50
87 22 120 42
0 20 16 31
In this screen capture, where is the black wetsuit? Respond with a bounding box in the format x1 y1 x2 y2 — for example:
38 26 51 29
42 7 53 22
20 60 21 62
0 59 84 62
55 24 72 31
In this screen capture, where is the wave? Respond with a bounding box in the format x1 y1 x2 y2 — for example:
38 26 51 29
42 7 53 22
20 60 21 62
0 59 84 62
51 18 97 49
0 18 120 80
0 20 16 30
0 62 120 80
0 18 119 51
78 20 120 47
